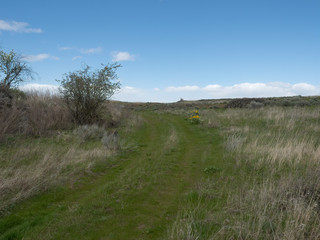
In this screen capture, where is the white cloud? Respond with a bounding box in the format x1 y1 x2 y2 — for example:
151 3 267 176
111 51 135 62
203 84 222 91
113 86 163 102
201 82 320 98
80 47 103 54
19 84 60 94
0 20 42 33
72 56 83 61
120 86 141 94
292 83 316 92
113 82 320 103
22 54 60 62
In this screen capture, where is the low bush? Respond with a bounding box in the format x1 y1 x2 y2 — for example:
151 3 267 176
247 100 264 109
101 130 121 151
74 124 105 141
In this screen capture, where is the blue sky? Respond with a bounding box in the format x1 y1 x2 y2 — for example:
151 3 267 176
1 0 319 102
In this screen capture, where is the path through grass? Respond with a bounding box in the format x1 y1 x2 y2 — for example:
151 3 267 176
0 112 231 240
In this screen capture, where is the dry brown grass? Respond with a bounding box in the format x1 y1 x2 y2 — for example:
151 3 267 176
168 208 201 240
0 104 23 141
22 92 73 136
195 106 320 238
203 107 320 170
0 136 113 215
217 173 320 239
0 91 73 141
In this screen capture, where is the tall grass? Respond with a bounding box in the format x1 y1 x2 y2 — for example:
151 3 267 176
22 92 73 136
0 91 73 141
208 106 320 239
219 174 320 239
167 106 320 239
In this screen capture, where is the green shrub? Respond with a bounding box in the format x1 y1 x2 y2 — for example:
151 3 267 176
57 64 121 124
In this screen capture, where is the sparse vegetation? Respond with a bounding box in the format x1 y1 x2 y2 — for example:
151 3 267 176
2 95 320 239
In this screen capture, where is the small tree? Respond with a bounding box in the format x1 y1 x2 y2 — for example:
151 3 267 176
0 49 32 108
0 49 32 90
58 64 121 124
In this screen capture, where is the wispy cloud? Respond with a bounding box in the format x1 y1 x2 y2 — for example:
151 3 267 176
72 56 83 61
120 86 141 94
111 51 135 62
80 47 103 54
0 20 42 33
58 46 103 57
22 54 60 62
113 82 320 103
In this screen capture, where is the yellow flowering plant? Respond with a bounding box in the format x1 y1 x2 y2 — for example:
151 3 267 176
189 109 200 124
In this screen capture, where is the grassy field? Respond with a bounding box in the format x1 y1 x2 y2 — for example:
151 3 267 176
1 97 320 239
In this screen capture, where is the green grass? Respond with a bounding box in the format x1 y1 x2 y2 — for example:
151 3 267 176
3 106 320 239
0 112 233 239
